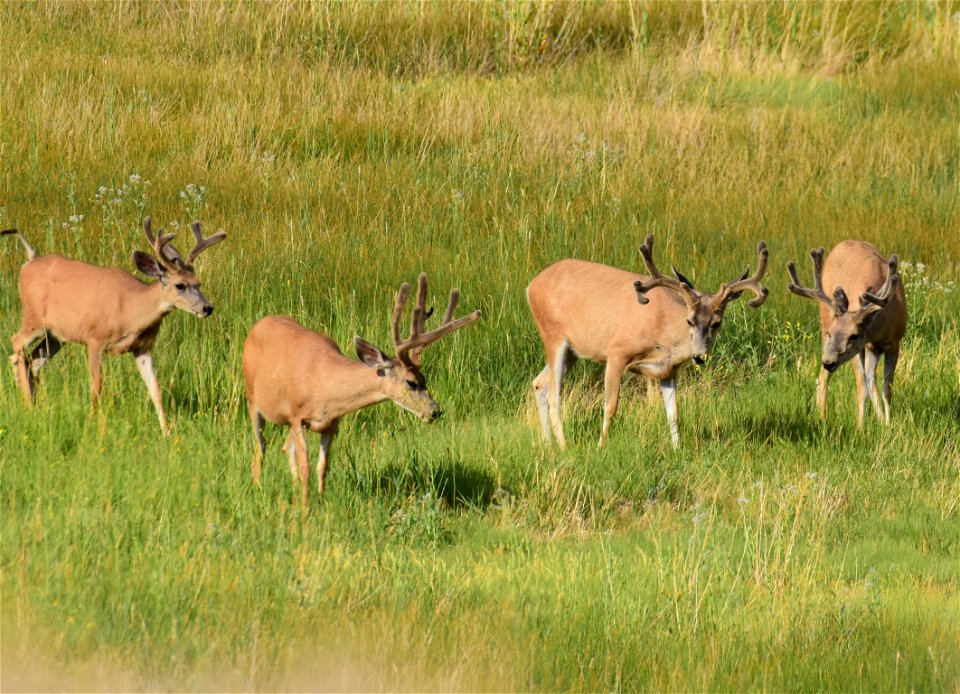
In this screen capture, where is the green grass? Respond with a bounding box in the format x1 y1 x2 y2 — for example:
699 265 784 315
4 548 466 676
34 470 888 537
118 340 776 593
1 1 958 691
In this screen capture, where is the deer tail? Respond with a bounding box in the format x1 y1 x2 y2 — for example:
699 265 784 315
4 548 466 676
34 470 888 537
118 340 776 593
1 229 38 261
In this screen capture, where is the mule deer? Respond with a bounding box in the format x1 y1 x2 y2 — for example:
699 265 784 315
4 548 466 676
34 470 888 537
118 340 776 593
527 234 768 448
242 273 481 503
787 240 906 427
4 218 226 436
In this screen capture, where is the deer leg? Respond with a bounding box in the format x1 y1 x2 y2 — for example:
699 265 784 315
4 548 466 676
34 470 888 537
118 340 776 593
851 352 867 430
249 406 265 484
881 347 899 425
134 351 169 437
282 430 298 479
30 333 62 376
11 326 45 405
816 366 831 420
660 377 679 448
532 365 552 442
317 429 335 496
863 348 883 421
87 343 104 410
547 341 572 449
291 423 310 505
600 357 627 448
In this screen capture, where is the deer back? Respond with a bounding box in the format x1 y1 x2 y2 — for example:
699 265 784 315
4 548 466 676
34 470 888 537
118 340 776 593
527 259 691 364
17 255 165 346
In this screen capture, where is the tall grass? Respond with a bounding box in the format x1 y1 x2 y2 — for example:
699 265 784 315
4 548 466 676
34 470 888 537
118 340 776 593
2 2 958 691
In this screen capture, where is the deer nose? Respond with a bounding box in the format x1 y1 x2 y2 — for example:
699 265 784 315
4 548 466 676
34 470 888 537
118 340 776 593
430 409 443 422
201 305 214 317
822 360 838 373
693 355 706 366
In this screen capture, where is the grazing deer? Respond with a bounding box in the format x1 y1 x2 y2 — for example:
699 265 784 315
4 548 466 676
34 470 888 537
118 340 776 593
3 218 226 436
527 234 768 448
787 241 906 428
242 273 481 503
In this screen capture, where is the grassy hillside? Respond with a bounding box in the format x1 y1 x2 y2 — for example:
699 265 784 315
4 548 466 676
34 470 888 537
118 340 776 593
1 2 958 690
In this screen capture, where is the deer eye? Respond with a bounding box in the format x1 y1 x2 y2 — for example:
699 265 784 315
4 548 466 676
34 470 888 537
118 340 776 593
850 333 860 342
174 282 187 291
406 379 419 389
687 318 695 327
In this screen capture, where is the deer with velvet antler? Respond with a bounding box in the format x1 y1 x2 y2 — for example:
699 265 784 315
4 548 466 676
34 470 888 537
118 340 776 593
3 218 226 436
242 273 481 503
526 234 769 449
787 241 906 428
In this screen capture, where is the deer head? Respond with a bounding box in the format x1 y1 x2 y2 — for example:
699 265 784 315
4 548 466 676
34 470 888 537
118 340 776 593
132 218 227 317
634 234 769 364
354 273 481 422
787 248 899 372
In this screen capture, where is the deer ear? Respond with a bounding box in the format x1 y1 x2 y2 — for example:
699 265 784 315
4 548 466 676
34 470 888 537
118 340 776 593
161 244 186 268
133 251 165 278
671 266 696 290
833 287 849 315
354 337 393 370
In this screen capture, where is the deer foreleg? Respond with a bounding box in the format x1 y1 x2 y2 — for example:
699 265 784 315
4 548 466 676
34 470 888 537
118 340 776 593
851 352 867 430
660 377 679 448
532 365 552 442
863 348 883 422
249 406 265 484
816 366 831 420
135 351 169 437
882 348 899 425
30 333 62 376
291 424 310 506
283 430 298 478
600 358 626 448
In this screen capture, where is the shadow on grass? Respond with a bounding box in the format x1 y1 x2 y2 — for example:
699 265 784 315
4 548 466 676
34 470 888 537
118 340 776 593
693 406 826 446
370 459 500 510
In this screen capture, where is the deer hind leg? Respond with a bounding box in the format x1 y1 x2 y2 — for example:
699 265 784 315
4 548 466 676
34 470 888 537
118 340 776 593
863 348 883 423
134 351 169 437
660 377 679 449
532 365 552 442
881 347 899 425
11 325 45 405
249 406 266 484
87 342 104 410
599 357 627 448
816 366 831 420
547 340 572 449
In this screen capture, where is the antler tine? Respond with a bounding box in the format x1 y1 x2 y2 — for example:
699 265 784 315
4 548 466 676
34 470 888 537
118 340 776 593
393 274 481 364
410 273 432 337
722 241 770 308
634 233 697 307
392 282 412 348
142 217 178 270
787 246 841 313
185 220 227 264
861 254 899 308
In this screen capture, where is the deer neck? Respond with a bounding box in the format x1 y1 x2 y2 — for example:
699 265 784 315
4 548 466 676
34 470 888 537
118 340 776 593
129 280 176 332
321 359 393 420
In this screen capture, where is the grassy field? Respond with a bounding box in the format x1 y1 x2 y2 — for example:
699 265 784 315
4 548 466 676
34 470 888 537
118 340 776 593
2 1 958 691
